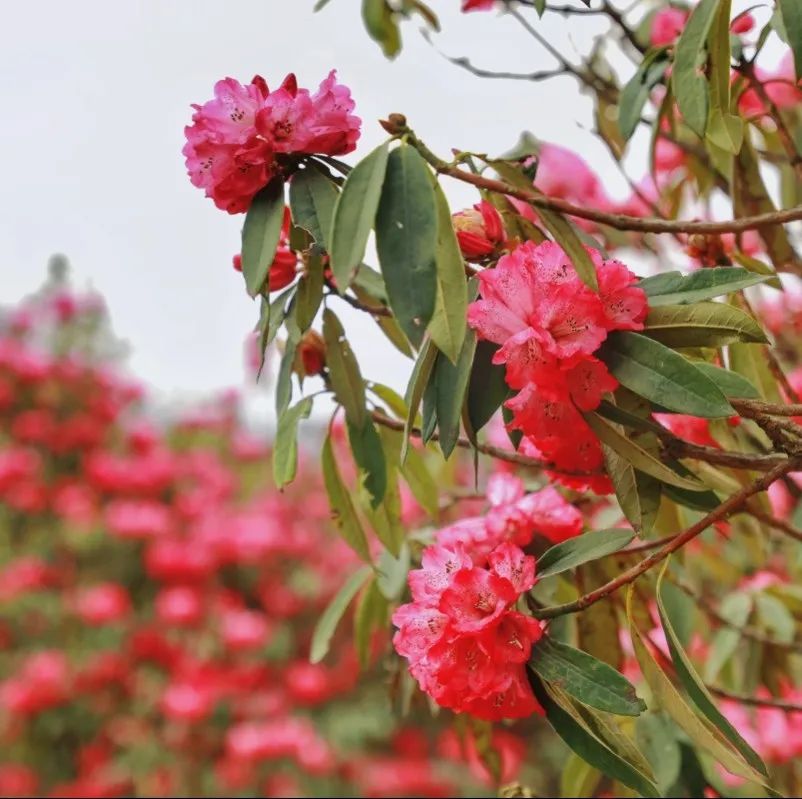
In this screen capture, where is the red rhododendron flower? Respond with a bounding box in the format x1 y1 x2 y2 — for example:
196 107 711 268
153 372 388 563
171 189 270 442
453 200 506 260
650 7 688 47
468 240 647 489
393 541 543 721
184 72 360 213
462 0 496 10
73 583 131 625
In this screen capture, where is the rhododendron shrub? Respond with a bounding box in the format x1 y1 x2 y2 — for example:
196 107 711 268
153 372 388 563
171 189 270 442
175 0 802 792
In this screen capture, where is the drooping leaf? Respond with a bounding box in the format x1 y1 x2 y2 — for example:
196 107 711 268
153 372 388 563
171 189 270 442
321 435 371 562
399 445 439 518
352 281 414 358
704 593 753 682
289 166 338 249
467 341 509 434
598 332 734 418
354 578 387 669
672 0 720 137
275 324 299 417
730 342 783 402
375 144 438 346
643 302 767 348
706 0 743 154
310 565 372 663
585 412 708 491
376 543 410 600
273 396 313 488
636 714 682 795
619 48 670 142
433 330 477 459
529 675 660 798
538 528 635 579
599 434 658 534
295 252 324 331
368 383 408 420
637 267 772 306
530 637 646 716
322 308 367 428
428 182 468 363
402 339 437 460
627 585 769 785
241 178 286 297
329 142 389 290
779 0 802 82
347 418 387 509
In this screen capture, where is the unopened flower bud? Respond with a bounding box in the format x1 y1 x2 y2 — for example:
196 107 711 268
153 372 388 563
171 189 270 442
452 200 505 260
296 330 326 377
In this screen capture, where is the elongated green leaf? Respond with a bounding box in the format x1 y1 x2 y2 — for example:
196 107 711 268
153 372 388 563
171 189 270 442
529 675 660 798
347 418 387 508
310 565 372 663
530 638 645 716
704 593 752 682
352 263 388 303
351 281 413 358
376 144 438 347
467 341 508 434
636 714 682 795
619 48 670 141
322 309 366 428
242 178 286 297
275 330 299 416
586 412 707 491
402 340 437 460
599 332 733 418
399 445 439 518
295 252 324 331
706 0 743 154
627 585 768 785
637 267 771 306
369 383 408 419
672 0 719 137
730 342 782 402
273 397 313 488
322 435 371 562
538 528 635 579
693 362 760 398
433 330 477 459
779 0 802 82
329 142 389 290
643 302 767 348
289 167 338 249
429 182 468 363
354 578 387 669
376 542 410 600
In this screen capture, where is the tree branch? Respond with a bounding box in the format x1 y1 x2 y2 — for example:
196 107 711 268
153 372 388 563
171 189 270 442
531 458 800 619
709 687 802 713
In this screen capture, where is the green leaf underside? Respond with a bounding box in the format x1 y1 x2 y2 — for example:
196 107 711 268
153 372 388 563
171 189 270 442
537 528 635 578
242 179 286 297
637 267 771 306
273 397 313 488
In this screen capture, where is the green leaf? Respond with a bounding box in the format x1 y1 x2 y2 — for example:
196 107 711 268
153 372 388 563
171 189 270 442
322 308 367 428
402 340 437 460
256 285 295 374
537 528 635 579
289 166 338 249
599 332 734 418
347 418 387 509
354 578 387 669
433 330 477 458
672 0 719 137
707 109 744 154
362 0 401 58
352 263 388 303
704 593 752 682
628 583 769 785
467 341 509 434
693 362 760 399
559 752 601 799
637 267 772 306
368 383 408 419
321 435 371 562
310 565 372 663
295 252 324 331
428 182 468 363
585 412 708 491
779 0 802 82
376 144 438 347
730 342 782 402
636 714 682 795
275 331 299 416
706 0 743 154
241 178 286 297
376 543 410 600
399 445 439 518
619 48 670 142
329 142 389 291
273 396 313 488
529 675 660 798
530 638 646 716
352 280 414 358
643 302 767 348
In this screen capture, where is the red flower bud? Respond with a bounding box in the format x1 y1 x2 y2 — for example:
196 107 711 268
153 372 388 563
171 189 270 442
452 201 505 260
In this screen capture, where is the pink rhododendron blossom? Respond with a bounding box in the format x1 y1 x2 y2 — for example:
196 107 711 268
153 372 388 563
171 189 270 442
462 0 496 10
650 7 688 47
468 240 647 488
739 52 802 117
453 200 506 260
184 72 360 213
393 541 543 721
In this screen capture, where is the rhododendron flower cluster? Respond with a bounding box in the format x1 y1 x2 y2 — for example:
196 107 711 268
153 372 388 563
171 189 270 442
468 241 648 491
393 540 543 720
184 72 360 213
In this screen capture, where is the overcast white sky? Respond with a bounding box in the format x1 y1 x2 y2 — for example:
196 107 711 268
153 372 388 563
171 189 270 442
1 0 776 410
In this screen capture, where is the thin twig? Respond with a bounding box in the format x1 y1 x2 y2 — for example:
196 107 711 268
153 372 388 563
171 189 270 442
709 687 802 713
531 459 800 619
334 291 392 317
